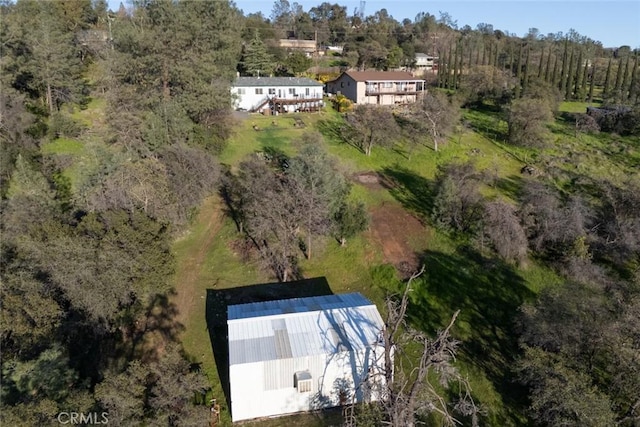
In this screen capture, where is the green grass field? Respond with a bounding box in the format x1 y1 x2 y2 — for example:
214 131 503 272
173 100 635 426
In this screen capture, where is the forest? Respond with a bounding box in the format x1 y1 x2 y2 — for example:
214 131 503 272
0 0 638 426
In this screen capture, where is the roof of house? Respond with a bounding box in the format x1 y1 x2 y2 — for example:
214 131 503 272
228 293 384 365
342 71 424 82
234 76 323 87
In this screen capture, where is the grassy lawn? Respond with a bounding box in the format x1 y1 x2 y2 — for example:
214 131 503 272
174 103 598 426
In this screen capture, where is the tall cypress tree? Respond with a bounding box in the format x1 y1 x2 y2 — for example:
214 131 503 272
514 44 523 98
574 50 583 100
446 43 454 89
558 38 569 91
451 41 459 89
439 51 447 88
627 54 638 102
537 48 545 78
579 59 589 101
613 58 624 99
551 54 559 87
522 45 531 94
588 62 596 103
603 57 613 98
564 46 575 99
620 56 631 99
544 52 552 82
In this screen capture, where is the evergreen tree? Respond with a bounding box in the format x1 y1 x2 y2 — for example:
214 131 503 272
514 44 523 98
451 40 460 89
446 44 454 89
628 54 639 103
522 45 531 94
544 51 552 82
240 29 275 77
537 48 545 79
588 62 596 103
612 58 624 100
558 38 569 92
603 57 613 98
564 46 575 99
578 59 589 101
620 56 631 99
4 0 86 114
574 51 584 100
551 54 559 88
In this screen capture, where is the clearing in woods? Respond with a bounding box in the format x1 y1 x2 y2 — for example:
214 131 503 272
366 203 425 277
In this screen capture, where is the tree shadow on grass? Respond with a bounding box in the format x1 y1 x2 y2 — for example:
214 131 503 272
408 246 535 425
493 174 524 201
316 117 364 154
379 166 436 222
463 105 508 143
205 277 334 413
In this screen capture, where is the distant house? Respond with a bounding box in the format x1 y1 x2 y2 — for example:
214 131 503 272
279 39 317 56
326 71 426 105
325 45 344 54
227 293 388 422
231 77 323 113
414 53 438 74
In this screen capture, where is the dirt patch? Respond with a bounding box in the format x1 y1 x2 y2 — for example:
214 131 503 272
353 171 398 191
366 203 425 278
353 171 384 190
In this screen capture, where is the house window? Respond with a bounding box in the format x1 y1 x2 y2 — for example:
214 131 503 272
340 82 344 88
305 88 310 96
268 88 276 95
255 88 263 95
294 371 312 393
237 88 245 95
289 88 296 95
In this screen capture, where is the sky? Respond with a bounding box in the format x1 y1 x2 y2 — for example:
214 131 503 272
109 0 640 48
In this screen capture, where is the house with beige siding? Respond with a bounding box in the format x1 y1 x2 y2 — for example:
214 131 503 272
325 71 426 105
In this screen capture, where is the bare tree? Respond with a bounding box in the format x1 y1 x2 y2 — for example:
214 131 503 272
287 133 349 259
481 200 528 263
398 91 460 152
345 267 479 427
573 113 600 137
507 97 553 147
236 159 304 282
343 105 400 156
432 162 485 234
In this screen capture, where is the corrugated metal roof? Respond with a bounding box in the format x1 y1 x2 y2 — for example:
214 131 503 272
228 293 384 365
234 76 323 87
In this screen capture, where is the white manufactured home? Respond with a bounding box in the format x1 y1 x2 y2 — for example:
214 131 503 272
231 76 324 113
227 293 387 422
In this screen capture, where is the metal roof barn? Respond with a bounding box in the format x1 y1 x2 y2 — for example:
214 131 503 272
227 293 387 422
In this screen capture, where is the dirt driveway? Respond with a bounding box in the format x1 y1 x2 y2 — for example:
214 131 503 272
366 202 426 278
